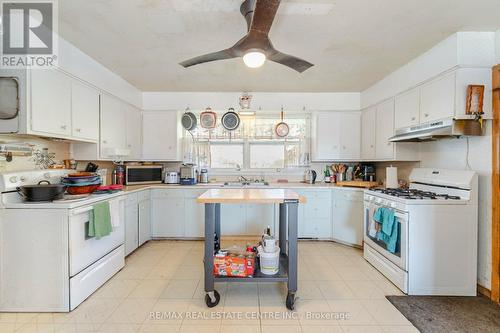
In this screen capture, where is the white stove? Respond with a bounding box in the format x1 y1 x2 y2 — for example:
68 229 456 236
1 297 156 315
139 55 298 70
0 169 126 312
363 168 478 296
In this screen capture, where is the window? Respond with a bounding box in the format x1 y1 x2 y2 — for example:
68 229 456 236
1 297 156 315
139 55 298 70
183 111 310 169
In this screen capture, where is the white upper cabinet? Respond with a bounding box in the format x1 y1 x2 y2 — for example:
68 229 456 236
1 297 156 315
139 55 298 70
142 111 181 161
375 99 395 160
30 69 72 137
361 107 376 160
71 80 100 141
100 94 127 159
420 72 456 123
312 112 360 161
394 88 420 130
125 106 142 160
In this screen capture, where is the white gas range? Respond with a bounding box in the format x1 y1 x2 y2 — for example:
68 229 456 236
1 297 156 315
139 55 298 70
363 168 478 296
0 170 126 312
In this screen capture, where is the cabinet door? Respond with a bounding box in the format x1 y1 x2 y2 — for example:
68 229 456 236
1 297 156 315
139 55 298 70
361 107 376 160
332 190 364 246
221 204 246 236
312 112 340 161
298 190 332 239
151 190 185 237
184 190 207 238
125 203 139 256
339 112 361 159
71 80 99 141
246 204 275 235
142 111 179 161
138 198 151 245
375 99 395 160
100 95 127 158
126 107 142 160
30 69 72 136
420 73 456 123
395 88 420 130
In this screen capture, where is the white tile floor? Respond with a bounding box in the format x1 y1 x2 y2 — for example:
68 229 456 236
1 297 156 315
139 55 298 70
0 240 420 333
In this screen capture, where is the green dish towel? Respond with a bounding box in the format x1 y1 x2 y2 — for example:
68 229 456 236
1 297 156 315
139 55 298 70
88 201 112 239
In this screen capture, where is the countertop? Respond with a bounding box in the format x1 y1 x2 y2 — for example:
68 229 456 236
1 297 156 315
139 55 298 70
122 182 372 193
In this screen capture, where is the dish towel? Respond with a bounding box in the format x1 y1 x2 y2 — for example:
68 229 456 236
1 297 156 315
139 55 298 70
88 201 112 239
109 199 121 228
373 207 399 253
368 206 379 238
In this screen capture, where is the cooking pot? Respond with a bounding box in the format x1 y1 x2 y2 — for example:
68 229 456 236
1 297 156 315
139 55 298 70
17 180 66 202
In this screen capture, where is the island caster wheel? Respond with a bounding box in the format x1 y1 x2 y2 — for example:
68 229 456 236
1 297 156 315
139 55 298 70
286 293 295 311
205 290 220 308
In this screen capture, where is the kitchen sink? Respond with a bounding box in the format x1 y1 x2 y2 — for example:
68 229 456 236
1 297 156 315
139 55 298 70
223 181 269 188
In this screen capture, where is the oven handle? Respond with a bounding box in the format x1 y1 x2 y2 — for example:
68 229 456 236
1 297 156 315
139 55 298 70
70 197 125 216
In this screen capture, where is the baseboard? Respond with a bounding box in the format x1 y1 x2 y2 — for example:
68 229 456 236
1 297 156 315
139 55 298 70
477 284 491 298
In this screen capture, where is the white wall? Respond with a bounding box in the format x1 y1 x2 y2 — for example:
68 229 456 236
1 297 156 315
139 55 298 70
58 38 142 108
142 92 360 111
496 29 500 64
419 124 492 288
362 32 496 109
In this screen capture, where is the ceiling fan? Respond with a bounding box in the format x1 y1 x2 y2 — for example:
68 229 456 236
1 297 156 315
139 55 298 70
179 0 314 73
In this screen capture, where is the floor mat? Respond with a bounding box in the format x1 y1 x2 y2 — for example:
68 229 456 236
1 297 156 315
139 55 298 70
387 295 500 333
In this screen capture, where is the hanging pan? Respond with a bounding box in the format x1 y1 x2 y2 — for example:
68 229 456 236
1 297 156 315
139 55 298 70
200 107 217 129
275 107 289 137
181 110 197 131
221 107 240 131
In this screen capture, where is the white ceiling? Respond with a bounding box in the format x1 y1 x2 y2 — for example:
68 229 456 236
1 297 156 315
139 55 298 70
59 0 500 92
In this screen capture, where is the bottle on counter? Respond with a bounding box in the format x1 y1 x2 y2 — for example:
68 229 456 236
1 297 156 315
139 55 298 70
324 165 331 183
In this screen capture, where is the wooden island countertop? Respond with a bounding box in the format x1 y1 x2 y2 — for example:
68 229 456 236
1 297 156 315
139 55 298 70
196 188 306 204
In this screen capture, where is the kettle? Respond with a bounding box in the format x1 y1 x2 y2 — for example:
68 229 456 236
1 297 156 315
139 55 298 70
304 169 317 184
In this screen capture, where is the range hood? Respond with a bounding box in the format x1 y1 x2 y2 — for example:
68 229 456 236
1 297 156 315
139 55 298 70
389 117 483 142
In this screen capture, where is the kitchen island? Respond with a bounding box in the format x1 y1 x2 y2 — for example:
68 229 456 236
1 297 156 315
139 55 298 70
197 188 306 310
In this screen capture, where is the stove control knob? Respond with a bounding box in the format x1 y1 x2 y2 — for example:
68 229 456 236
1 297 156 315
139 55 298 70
20 176 26 182
43 173 51 179
9 176 17 183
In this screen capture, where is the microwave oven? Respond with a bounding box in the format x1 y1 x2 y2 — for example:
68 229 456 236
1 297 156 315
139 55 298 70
125 165 163 185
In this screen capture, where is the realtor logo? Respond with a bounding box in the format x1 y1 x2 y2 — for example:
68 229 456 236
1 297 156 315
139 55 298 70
1 0 58 68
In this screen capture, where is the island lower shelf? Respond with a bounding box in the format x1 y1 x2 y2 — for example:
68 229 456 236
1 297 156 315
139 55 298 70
213 253 289 283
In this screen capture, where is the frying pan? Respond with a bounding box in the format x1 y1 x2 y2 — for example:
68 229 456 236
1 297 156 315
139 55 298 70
181 111 197 131
221 108 240 131
275 108 289 137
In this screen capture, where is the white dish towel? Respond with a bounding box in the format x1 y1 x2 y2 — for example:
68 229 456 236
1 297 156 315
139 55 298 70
109 199 120 228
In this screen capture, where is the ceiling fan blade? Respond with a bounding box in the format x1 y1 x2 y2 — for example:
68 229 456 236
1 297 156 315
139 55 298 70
268 50 314 73
179 49 237 68
249 0 281 35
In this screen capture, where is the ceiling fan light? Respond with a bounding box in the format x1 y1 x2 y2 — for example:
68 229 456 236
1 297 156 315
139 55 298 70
243 51 266 68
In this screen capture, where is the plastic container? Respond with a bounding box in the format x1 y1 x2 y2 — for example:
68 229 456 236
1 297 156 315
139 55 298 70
258 245 280 275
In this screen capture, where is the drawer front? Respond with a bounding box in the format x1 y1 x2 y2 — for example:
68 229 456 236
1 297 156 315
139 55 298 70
70 246 124 310
125 193 138 205
137 189 150 202
151 188 184 199
69 198 125 276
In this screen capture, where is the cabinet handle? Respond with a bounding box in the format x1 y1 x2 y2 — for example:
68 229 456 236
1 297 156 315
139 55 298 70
411 117 416 121
102 140 108 144
387 142 391 146
370 145 374 148
342 146 346 150
128 144 132 148
75 128 81 132
61 125 67 130
424 113 429 117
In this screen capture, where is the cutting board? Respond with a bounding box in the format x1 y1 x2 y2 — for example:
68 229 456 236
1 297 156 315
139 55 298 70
336 181 379 188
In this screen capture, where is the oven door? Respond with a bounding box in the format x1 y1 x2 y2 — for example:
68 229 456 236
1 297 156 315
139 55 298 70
364 201 408 271
68 198 125 276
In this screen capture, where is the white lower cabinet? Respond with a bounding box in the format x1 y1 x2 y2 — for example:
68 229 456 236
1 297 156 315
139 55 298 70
332 189 364 246
151 189 185 238
124 193 139 256
185 189 207 238
295 189 332 239
138 190 151 246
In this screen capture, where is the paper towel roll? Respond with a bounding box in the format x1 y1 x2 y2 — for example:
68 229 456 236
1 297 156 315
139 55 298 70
386 166 398 189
